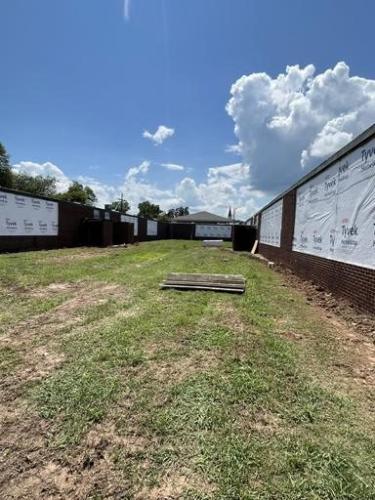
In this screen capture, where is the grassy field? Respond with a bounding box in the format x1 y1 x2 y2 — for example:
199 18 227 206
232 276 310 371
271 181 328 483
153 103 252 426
0 240 375 499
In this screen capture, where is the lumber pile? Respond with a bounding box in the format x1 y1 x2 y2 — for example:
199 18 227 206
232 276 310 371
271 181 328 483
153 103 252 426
160 273 246 294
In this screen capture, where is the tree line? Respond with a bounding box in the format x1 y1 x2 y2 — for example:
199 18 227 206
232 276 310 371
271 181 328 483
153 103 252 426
0 142 97 205
0 142 189 220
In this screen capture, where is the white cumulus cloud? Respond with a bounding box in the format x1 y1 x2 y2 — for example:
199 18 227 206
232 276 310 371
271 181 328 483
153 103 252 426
175 163 263 218
12 161 71 192
126 160 150 180
161 163 185 171
143 125 175 145
11 159 263 218
226 61 375 194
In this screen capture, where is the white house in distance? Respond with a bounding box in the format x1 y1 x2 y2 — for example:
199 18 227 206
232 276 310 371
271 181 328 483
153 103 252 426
171 211 237 239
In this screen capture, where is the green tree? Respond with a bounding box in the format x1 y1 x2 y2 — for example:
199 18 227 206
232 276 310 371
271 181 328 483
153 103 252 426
109 198 130 213
0 142 13 188
138 201 162 219
157 212 170 222
167 206 189 218
58 181 97 206
12 173 56 197
177 206 189 217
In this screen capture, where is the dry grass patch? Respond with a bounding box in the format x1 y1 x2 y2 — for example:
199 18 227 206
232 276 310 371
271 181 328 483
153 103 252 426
214 299 248 334
135 469 216 500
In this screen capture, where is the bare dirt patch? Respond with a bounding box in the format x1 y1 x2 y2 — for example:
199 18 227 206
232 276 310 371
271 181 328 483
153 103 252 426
237 407 282 436
1 421 125 499
278 267 375 339
0 281 131 499
0 281 127 393
148 349 219 388
2 281 125 342
279 330 305 341
1 281 83 299
1 373 145 500
37 247 127 264
135 470 215 500
270 267 375 389
0 399 54 499
31 281 84 298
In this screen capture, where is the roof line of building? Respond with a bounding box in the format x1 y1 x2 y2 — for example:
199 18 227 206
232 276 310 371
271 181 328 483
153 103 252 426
0 186 158 221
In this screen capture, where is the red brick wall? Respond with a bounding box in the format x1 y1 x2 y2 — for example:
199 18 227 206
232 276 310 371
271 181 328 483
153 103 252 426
259 189 375 313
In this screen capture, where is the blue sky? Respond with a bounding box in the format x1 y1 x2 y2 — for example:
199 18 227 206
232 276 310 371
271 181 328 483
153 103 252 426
1 0 375 216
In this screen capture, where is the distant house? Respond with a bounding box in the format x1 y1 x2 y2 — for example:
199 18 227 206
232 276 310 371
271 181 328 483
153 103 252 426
171 211 238 239
172 211 236 225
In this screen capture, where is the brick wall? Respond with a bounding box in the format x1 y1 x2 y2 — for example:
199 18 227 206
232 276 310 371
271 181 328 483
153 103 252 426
0 188 134 251
258 189 375 314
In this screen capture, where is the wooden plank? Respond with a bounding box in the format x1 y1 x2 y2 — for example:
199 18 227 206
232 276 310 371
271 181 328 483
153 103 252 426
160 283 245 293
164 280 244 289
167 273 245 280
251 240 258 255
161 272 246 294
166 273 245 284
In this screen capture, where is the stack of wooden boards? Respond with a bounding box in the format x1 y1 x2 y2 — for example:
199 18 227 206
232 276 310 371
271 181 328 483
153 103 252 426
160 273 246 294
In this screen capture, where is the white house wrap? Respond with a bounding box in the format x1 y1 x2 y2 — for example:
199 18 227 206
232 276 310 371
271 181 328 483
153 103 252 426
0 191 58 236
120 214 138 236
259 199 283 247
195 224 232 238
147 220 158 236
293 137 375 270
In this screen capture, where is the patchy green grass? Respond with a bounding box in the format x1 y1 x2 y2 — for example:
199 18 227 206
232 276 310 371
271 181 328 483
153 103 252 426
0 241 375 499
0 345 21 374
